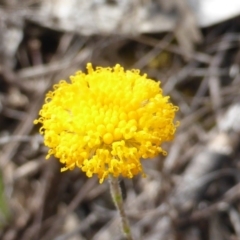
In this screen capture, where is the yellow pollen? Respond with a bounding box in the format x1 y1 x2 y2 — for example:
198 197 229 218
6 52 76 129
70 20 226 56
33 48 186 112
103 133 114 144
113 128 122 141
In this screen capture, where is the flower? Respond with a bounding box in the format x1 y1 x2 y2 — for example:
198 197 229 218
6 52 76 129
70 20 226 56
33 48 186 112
34 63 179 183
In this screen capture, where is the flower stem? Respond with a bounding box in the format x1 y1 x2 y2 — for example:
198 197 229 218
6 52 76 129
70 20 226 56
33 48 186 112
108 175 133 240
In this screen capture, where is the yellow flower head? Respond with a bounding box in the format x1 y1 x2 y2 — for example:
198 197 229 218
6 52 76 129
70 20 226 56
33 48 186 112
34 63 179 183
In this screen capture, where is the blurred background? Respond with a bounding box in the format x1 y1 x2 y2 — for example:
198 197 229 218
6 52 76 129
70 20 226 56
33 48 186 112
0 0 240 239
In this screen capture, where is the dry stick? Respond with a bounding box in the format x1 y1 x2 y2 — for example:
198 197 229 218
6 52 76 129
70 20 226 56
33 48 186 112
132 33 174 69
108 176 133 240
130 35 211 64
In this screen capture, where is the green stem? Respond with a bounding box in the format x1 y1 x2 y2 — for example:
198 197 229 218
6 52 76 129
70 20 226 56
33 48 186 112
108 175 133 240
